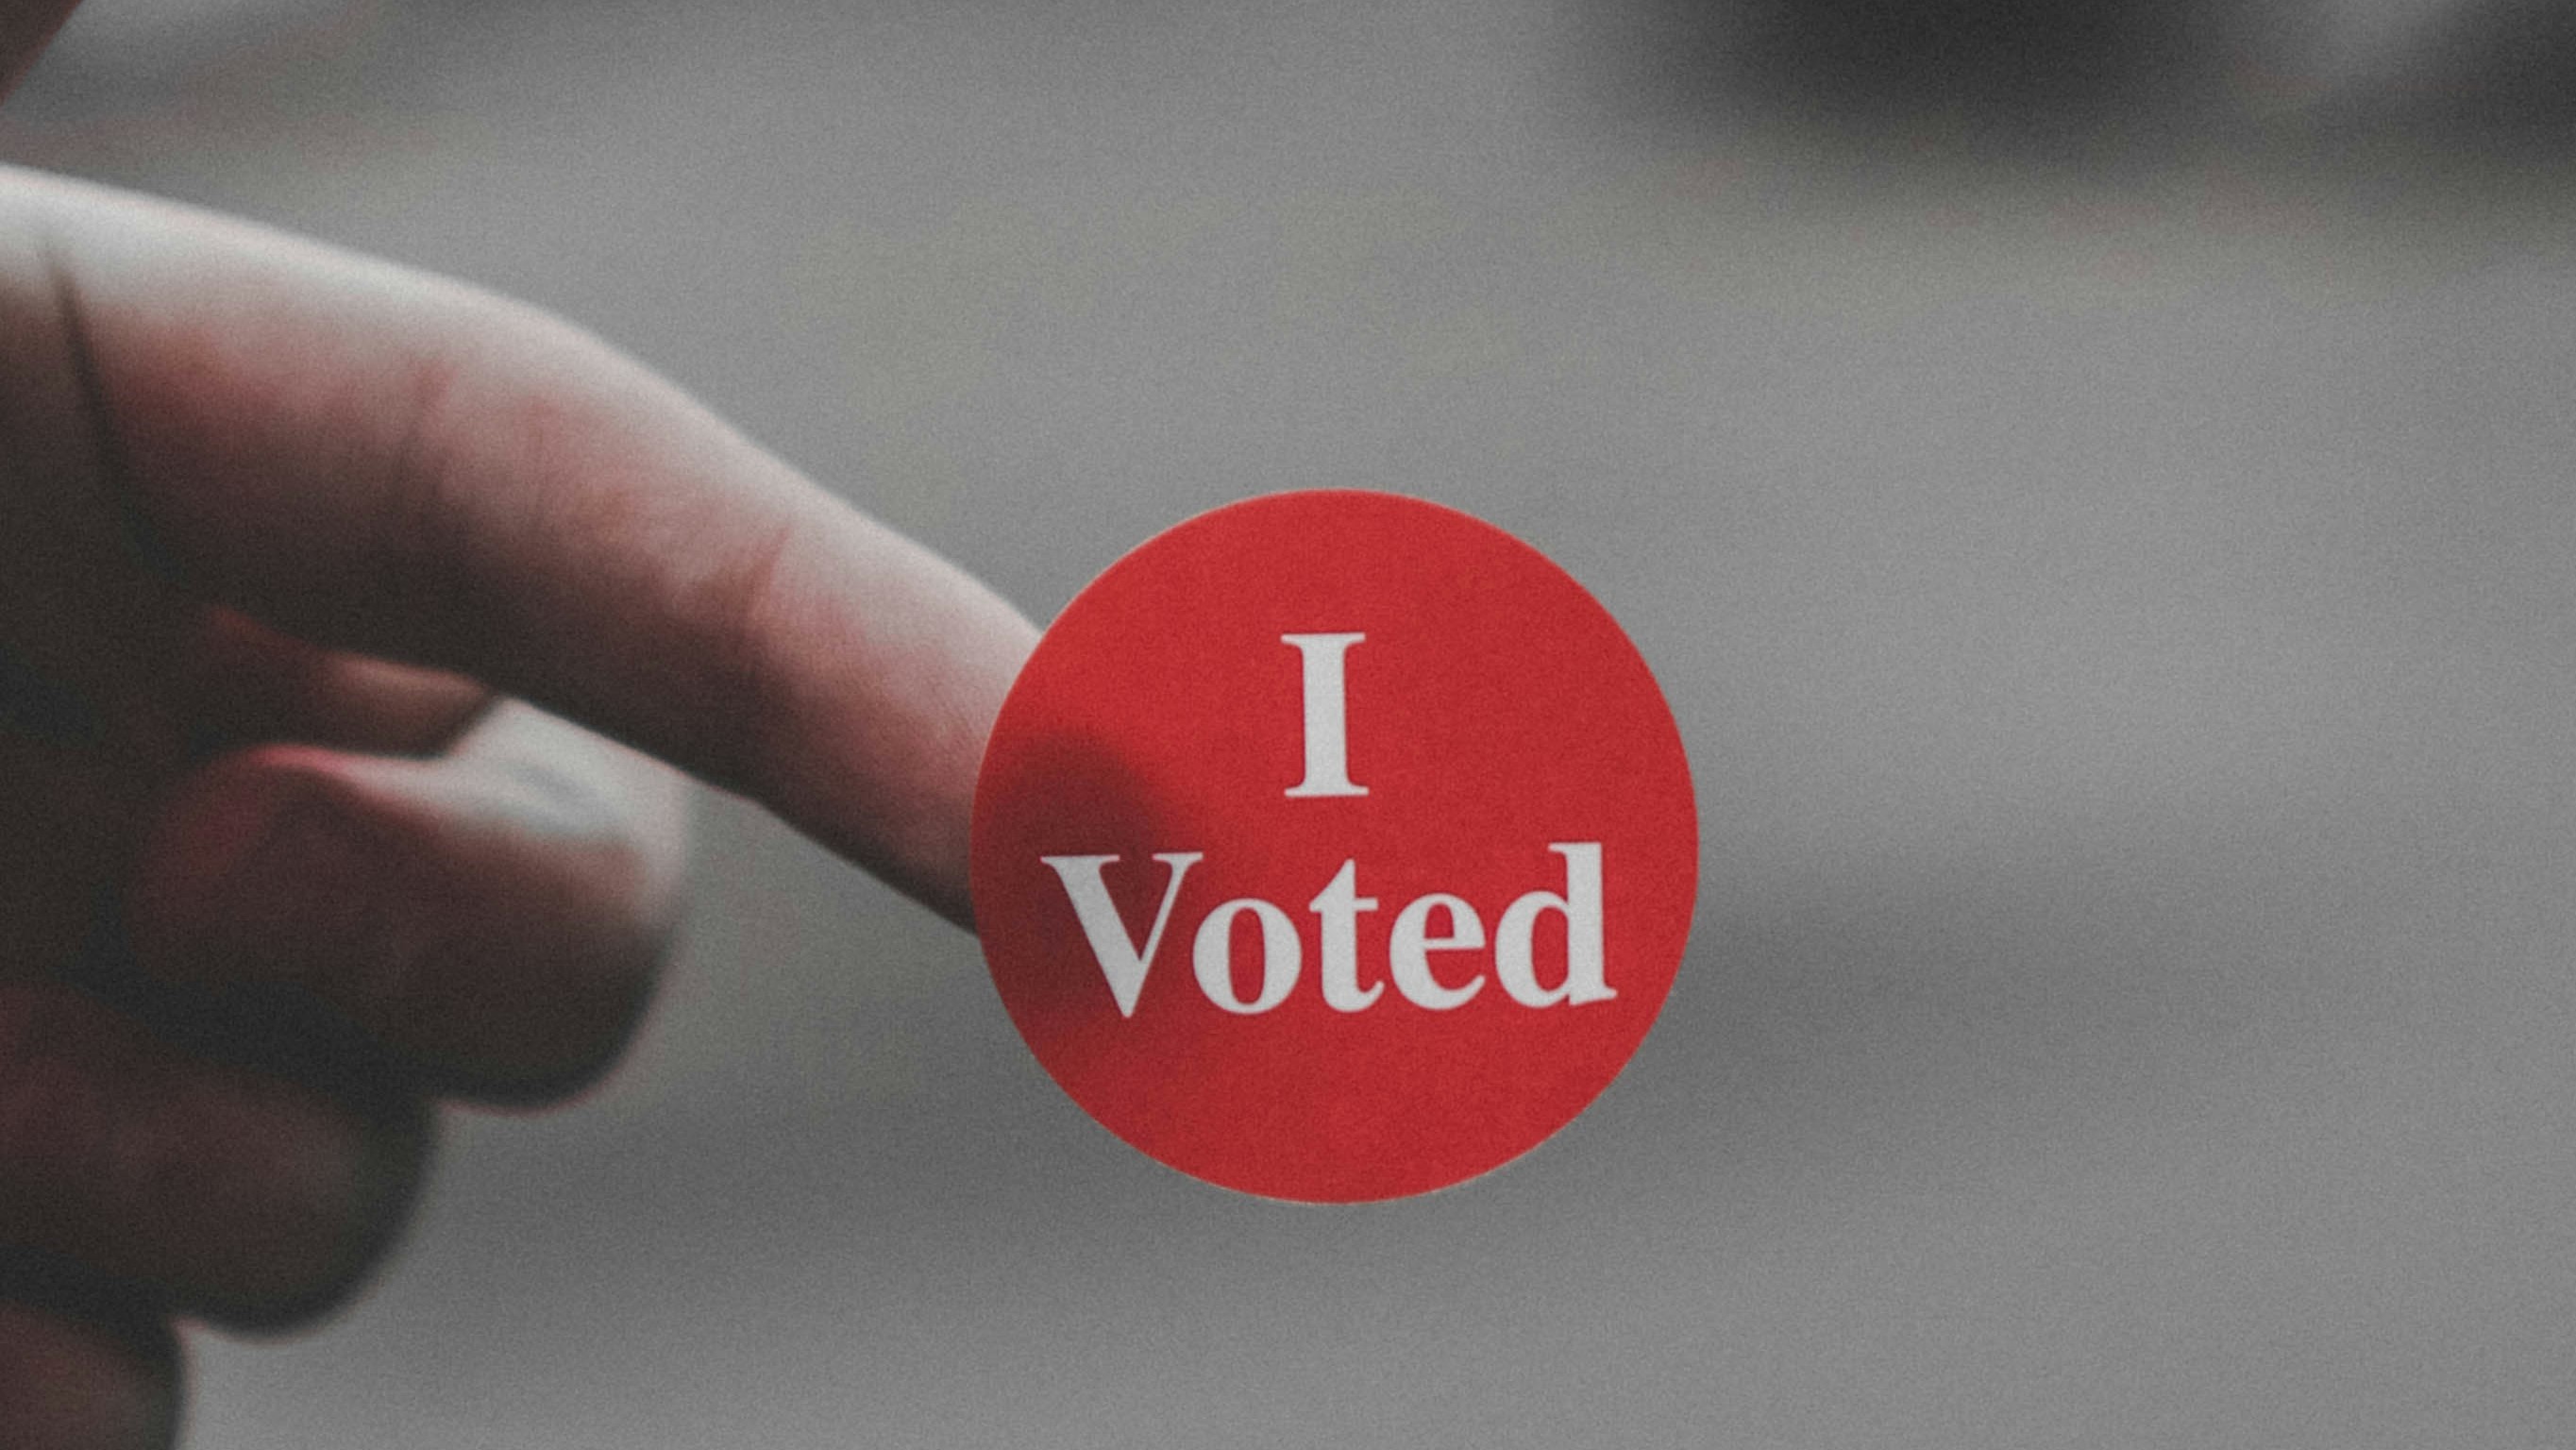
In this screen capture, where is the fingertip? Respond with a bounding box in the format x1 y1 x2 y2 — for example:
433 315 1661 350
183 1086 433 1334
749 514 1036 931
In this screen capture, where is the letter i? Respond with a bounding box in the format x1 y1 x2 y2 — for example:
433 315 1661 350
1283 632 1367 798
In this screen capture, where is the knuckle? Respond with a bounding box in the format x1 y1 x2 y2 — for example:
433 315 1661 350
650 513 801 799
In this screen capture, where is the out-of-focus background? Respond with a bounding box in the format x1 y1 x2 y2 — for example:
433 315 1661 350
9 0 2576 1444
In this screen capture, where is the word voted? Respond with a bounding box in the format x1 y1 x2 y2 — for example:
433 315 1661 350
1041 632 1613 1018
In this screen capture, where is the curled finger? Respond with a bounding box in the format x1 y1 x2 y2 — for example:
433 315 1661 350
128 700 688 1104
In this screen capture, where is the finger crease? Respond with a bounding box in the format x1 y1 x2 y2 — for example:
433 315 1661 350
37 240 182 587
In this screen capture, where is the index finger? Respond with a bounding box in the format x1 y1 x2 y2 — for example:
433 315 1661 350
1 165 1037 925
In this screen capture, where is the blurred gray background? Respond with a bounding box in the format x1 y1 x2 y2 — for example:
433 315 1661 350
9 0 2576 1444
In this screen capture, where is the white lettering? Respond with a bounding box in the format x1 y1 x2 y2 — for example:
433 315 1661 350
1389 892 1486 1010
1307 859 1382 1011
1282 632 1367 798
1042 845 1612 1015
1039 851 1203 1019
1495 843 1610 1007
1193 897 1303 1014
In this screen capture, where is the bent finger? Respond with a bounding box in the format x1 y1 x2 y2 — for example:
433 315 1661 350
0 981 426 1329
0 1252 177 1450
128 701 688 1104
4 167 1035 925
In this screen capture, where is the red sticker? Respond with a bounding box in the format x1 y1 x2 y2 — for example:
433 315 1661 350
971 491 1696 1202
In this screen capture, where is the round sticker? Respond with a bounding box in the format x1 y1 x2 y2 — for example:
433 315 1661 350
972 491 1696 1202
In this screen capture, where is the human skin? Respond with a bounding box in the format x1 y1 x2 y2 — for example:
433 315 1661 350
0 4 1039 1443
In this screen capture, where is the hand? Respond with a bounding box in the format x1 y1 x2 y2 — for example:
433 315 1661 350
0 8 1037 1445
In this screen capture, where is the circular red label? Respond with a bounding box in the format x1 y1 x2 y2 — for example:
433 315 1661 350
971 491 1696 1201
